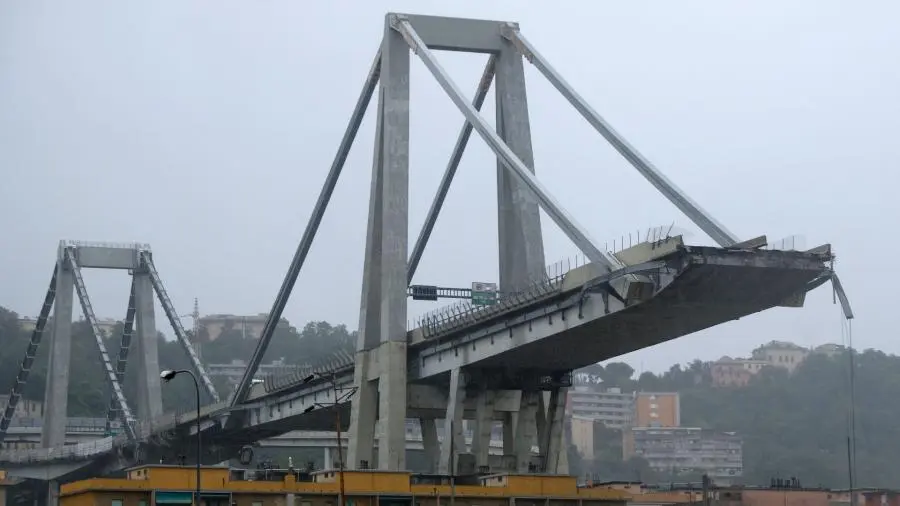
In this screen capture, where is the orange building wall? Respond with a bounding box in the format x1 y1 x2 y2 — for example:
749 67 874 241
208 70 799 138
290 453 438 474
634 393 680 427
60 466 630 506
728 488 831 506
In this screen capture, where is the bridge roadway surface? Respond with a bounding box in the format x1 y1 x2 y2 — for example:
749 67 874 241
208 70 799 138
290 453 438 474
2 419 517 456
0 240 833 480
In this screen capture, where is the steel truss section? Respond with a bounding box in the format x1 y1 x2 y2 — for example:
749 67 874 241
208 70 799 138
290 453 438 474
139 251 219 402
106 278 137 431
0 240 217 448
64 248 137 441
0 268 57 443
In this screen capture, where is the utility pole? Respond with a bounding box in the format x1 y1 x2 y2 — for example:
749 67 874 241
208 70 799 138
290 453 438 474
449 420 456 506
304 372 356 506
702 473 711 506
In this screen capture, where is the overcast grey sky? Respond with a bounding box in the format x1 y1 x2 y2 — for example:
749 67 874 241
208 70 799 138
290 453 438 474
1 1 896 373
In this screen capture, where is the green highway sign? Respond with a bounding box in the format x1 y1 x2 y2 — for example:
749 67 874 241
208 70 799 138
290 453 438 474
471 281 498 306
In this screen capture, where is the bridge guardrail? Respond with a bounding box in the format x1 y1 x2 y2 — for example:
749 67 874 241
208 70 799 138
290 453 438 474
0 405 223 465
264 351 355 394
415 272 568 340
0 436 116 464
410 254 601 340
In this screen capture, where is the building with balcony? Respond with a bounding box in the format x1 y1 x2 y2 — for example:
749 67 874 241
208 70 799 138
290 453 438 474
199 313 290 341
566 387 634 429
623 427 743 482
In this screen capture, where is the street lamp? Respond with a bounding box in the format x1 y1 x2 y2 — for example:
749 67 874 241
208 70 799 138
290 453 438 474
161 369 202 506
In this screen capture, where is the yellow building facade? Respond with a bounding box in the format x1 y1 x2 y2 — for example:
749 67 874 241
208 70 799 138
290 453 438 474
59 465 629 506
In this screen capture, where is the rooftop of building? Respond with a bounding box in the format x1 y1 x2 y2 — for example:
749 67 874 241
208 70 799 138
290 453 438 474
714 356 769 365
630 426 739 437
757 340 809 351
61 465 631 502
580 481 858 506
200 313 271 320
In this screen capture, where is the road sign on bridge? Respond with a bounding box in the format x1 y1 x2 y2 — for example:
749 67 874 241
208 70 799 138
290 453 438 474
471 282 498 306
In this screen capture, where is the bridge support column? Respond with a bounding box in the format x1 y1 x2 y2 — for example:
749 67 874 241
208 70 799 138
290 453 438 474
324 446 333 470
347 354 377 469
132 272 163 421
438 368 466 474
348 21 410 472
495 23 545 291
515 390 540 473
46 480 60 506
471 389 495 469
502 409 518 457
42 255 73 449
419 417 439 473
539 387 568 473
377 341 408 471
494 36 546 477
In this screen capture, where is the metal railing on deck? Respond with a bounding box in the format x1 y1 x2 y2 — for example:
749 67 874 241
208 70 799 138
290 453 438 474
412 254 588 340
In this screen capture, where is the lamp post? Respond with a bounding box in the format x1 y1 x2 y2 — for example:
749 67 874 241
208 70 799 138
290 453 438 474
161 369 202 506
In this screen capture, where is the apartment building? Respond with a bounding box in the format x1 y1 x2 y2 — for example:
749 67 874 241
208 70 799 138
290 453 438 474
567 387 681 429
199 313 292 341
566 387 634 428
623 427 743 481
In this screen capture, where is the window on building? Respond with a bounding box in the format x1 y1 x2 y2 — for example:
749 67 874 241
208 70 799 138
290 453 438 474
111 500 123 506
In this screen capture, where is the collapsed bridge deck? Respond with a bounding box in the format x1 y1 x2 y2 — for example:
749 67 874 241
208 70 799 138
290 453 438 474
404 241 831 379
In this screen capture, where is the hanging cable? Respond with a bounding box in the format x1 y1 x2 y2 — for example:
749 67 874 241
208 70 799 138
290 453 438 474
832 261 857 504
846 317 858 501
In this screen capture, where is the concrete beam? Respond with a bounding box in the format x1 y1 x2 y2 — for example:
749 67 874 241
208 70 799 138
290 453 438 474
58 241 148 270
397 13 512 53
